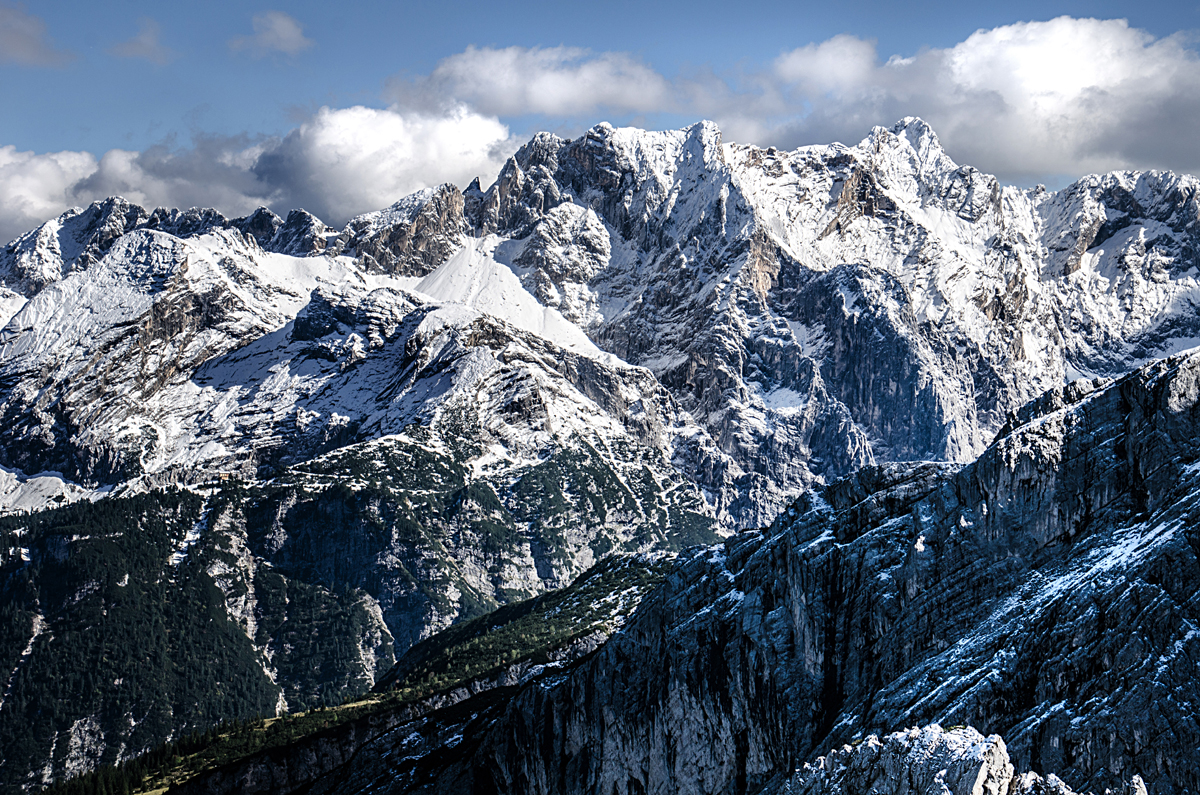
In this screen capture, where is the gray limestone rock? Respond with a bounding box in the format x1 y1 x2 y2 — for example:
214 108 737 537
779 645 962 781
269 209 342 256
328 350 1200 795
778 726 1148 795
781 725 1014 795
343 184 466 276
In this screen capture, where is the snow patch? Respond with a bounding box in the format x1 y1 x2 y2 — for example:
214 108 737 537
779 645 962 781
410 236 618 364
63 715 105 778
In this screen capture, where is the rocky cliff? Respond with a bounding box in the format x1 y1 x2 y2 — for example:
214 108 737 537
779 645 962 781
458 117 1200 526
306 350 1200 795
2 116 1200 790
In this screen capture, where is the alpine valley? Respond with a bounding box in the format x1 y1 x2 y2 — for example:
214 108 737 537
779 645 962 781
0 117 1197 794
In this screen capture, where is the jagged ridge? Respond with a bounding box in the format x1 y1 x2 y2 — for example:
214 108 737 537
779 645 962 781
2 116 1200 790
302 349 1200 794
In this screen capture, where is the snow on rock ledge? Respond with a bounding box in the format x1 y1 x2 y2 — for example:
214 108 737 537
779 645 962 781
781 725 1146 795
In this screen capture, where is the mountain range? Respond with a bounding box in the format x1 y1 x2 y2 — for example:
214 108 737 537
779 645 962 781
0 117 1197 793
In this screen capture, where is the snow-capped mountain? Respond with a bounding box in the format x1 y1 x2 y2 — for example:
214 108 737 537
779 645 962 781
0 194 726 789
4 117 1199 526
2 116 1199 789
465 117 1200 526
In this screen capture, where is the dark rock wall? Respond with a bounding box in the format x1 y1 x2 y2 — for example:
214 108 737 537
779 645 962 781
338 352 1200 795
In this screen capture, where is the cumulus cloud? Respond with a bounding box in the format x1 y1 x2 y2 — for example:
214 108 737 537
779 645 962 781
389 45 673 117
108 17 175 66
0 146 96 242
383 19 1200 183
229 11 314 57
253 105 513 221
774 34 879 95
0 4 73 66
0 106 514 245
758 17 1200 180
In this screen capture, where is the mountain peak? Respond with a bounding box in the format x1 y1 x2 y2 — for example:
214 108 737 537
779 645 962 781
683 119 725 164
889 115 939 145
858 115 964 190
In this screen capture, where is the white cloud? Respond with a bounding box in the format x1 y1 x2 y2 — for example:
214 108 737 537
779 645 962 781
930 18 1200 177
229 11 313 58
0 106 514 245
742 17 1200 180
0 146 96 243
390 45 673 117
252 105 514 222
774 34 879 95
0 4 73 66
108 17 175 66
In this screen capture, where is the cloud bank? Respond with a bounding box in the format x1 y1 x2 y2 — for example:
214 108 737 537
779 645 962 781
0 106 514 245
4 16 1200 245
388 17 1200 182
759 18 1200 181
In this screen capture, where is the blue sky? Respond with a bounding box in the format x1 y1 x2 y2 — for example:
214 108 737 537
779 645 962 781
2 1 1200 242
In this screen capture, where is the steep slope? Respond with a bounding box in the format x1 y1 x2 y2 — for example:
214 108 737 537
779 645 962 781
733 118 1200 433
463 118 1200 525
0 488 375 790
0 203 724 788
3 116 1200 790
466 121 865 528
322 349 1200 795
36 554 672 795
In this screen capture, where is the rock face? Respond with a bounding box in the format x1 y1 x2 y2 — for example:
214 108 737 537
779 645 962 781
458 117 1200 525
2 117 1200 789
269 209 338 256
785 725 1018 795
343 185 467 276
327 350 1200 795
779 725 1147 795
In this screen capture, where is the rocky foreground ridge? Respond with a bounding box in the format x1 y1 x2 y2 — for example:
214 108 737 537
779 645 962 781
1 117 1199 789
781 725 1148 795
258 349 1197 795
179 724 1152 795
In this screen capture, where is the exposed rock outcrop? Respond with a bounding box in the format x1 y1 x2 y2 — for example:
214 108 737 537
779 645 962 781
317 349 1200 795
343 185 466 276
779 725 1148 795
3 117 1200 790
